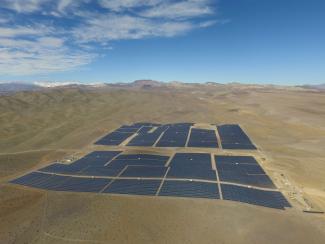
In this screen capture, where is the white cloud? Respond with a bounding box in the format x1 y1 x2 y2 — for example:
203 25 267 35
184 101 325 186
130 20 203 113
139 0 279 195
0 0 217 76
74 14 194 43
98 0 161 11
0 33 95 75
0 47 94 75
57 0 74 12
1 0 49 13
0 18 10 24
0 26 47 37
140 0 213 19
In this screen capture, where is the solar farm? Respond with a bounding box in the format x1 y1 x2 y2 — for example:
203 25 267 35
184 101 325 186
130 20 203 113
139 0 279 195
95 122 256 149
10 123 291 210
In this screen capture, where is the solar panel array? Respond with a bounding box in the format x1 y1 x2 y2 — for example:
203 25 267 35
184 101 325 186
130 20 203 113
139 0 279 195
166 153 216 180
156 123 192 147
159 181 219 199
95 122 256 150
104 179 161 196
10 151 290 210
215 156 276 189
95 125 142 145
127 126 168 146
187 128 218 148
217 124 256 149
221 184 291 209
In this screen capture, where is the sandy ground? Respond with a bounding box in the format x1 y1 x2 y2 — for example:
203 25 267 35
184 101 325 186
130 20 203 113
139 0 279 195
1 83 325 243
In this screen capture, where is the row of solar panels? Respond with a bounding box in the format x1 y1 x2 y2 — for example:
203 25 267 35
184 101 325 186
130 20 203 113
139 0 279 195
10 172 290 209
38 152 275 189
95 123 256 150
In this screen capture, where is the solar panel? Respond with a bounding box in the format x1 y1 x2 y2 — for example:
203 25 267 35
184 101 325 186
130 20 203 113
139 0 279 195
159 180 219 199
127 126 168 146
222 144 257 150
155 126 190 147
95 132 134 145
71 151 121 167
127 139 156 146
120 166 168 178
166 167 217 181
187 128 218 148
85 151 122 159
108 158 166 170
165 123 193 130
33 174 71 190
119 125 142 129
155 139 187 147
39 163 85 175
79 166 123 177
116 154 169 162
216 156 276 188
133 122 161 127
104 179 161 195
53 177 111 192
10 172 53 187
218 171 275 188
169 153 212 170
215 155 259 165
217 162 266 174
116 128 139 133
137 126 153 134
187 141 218 148
217 124 256 150
221 184 291 209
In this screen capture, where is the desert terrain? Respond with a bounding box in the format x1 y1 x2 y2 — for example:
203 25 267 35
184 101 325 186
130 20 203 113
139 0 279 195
1 81 325 243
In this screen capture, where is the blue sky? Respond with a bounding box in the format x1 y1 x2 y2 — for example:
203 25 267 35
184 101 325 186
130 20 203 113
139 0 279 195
0 0 324 85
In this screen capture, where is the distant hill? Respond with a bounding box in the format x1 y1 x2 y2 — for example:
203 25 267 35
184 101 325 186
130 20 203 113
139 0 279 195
0 83 41 94
130 80 164 89
298 84 325 91
2 81 324 95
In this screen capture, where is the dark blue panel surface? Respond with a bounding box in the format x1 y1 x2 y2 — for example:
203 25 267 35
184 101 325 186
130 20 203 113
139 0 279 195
121 166 167 178
79 166 122 177
127 126 168 146
10 172 53 187
222 144 257 150
133 122 161 127
71 151 121 167
187 141 218 148
218 171 275 188
216 156 276 188
221 184 291 209
85 151 122 159
119 125 142 129
187 128 219 148
137 126 153 134
54 177 111 192
39 163 85 175
159 180 219 199
95 132 134 145
116 154 169 162
215 156 259 165
10 172 71 190
108 158 167 170
104 179 161 195
116 125 140 133
217 163 266 174
167 167 217 181
155 125 190 147
217 124 256 150
169 153 212 170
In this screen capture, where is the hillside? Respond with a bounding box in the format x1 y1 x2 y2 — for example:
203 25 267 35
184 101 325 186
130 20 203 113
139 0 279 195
1 83 325 243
